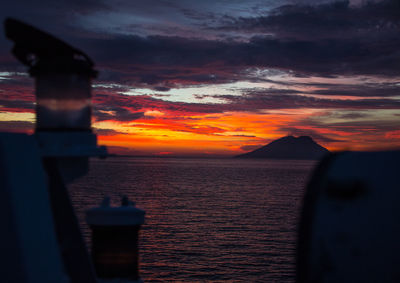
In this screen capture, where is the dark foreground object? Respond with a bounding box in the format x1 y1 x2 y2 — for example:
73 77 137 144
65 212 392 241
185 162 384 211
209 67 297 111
91 226 140 279
1 18 105 283
297 151 400 283
87 197 145 281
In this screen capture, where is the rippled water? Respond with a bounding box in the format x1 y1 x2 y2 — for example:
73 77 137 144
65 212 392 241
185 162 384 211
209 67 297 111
70 157 316 282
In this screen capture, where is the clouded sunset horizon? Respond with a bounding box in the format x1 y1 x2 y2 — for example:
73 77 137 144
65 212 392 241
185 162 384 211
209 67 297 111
1 0 399 156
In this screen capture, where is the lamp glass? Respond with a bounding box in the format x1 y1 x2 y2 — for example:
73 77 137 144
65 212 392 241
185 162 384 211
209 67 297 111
35 73 92 131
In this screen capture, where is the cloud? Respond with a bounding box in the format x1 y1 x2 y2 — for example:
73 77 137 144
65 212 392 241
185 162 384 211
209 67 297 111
240 144 262 151
278 127 343 143
80 30 398 90
93 128 124 136
153 86 171 92
0 120 34 132
2 0 400 89
89 86 400 125
229 134 257 138
94 107 145 122
1 0 399 153
330 111 369 119
93 92 224 116
385 130 400 139
175 125 226 135
0 99 34 113
307 83 400 97
216 1 400 39
0 74 34 102
214 92 400 111
294 111 400 136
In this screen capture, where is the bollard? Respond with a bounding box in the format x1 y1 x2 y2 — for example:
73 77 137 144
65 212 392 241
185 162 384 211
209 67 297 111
86 196 145 281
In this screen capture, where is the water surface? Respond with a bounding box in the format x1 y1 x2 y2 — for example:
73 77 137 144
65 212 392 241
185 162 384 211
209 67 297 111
70 157 316 282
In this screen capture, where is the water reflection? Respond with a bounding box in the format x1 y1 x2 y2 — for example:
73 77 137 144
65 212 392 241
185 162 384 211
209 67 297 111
70 157 315 282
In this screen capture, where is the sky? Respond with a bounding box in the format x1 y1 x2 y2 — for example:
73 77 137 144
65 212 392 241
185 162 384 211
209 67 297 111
0 0 399 156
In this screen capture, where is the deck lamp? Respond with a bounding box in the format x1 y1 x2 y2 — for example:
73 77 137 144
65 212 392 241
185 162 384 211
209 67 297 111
3 18 111 282
5 18 97 132
33 55 95 131
5 18 106 182
4 18 145 283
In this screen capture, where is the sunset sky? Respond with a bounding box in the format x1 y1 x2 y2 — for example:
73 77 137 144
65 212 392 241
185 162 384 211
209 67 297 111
0 0 399 156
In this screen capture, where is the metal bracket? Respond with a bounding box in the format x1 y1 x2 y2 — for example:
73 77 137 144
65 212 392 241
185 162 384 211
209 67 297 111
35 131 107 157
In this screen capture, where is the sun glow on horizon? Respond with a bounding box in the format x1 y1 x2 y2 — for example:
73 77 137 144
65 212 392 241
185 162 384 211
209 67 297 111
1 62 399 156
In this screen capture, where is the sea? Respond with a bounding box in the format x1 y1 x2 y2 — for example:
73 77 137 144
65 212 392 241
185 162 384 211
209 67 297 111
69 157 317 282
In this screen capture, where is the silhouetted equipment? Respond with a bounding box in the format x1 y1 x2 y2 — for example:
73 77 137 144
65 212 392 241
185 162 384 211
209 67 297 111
5 18 97 132
87 196 145 280
297 151 400 283
4 18 95 75
0 133 69 283
0 18 149 283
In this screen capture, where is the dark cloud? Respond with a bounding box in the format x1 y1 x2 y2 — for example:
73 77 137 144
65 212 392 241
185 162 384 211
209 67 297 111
321 120 400 132
93 92 224 117
217 1 400 39
330 111 370 119
230 134 257 138
151 93 171 98
224 0 400 77
104 145 144 155
308 83 400 97
2 0 400 89
0 0 111 66
237 83 400 99
94 128 124 136
240 144 262 151
176 125 226 135
214 92 400 111
296 113 400 135
153 86 171 92
0 120 34 132
0 74 34 102
94 106 144 122
79 28 399 89
88 88 400 125
0 99 34 112
78 0 399 81
278 127 343 143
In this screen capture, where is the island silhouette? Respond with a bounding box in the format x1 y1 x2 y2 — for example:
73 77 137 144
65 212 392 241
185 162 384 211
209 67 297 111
235 136 329 160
